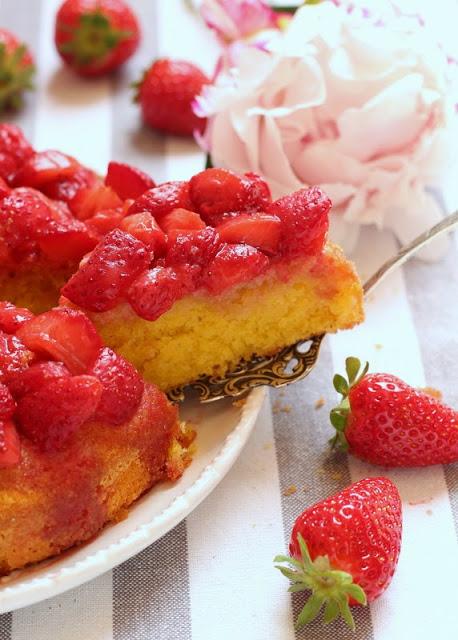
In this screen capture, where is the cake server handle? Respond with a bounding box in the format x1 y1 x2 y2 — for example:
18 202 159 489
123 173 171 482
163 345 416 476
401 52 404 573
363 210 458 296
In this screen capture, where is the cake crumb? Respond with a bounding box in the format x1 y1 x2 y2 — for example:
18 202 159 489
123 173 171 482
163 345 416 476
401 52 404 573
426 509 433 516
281 405 291 414
374 343 383 351
421 387 443 401
232 397 247 408
331 471 343 481
314 397 325 410
283 485 297 496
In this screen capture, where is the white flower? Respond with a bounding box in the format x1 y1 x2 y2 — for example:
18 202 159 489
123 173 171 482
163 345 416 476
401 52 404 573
196 2 457 260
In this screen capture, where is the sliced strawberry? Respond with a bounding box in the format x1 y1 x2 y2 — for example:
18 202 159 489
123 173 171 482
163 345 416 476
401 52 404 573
120 212 167 255
0 123 34 184
36 218 98 264
61 229 150 312
13 150 80 188
0 420 21 468
160 208 205 234
86 207 126 236
105 161 155 200
165 227 221 273
189 168 272 226
0 331 33 383
0 187 70 259
16 308 102 374
71 182 123 220
0 383 16 419
41 166 98 205
0 301 34 334
202 243 269 295
216 213 281 255
128 181 192 220
127 267 185 321
88 347 144 425
8 361 70 399
16 375 102 451
267 186 331 258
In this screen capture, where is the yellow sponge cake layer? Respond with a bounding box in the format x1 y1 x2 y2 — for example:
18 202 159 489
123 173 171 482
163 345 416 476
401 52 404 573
90 243 364 391
0 266 70 313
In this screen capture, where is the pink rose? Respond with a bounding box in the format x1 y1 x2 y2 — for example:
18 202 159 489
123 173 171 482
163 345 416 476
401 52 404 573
196 2 457 260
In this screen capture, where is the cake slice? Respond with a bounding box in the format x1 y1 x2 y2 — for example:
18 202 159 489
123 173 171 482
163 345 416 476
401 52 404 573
0 302 192 575
61 170 364 391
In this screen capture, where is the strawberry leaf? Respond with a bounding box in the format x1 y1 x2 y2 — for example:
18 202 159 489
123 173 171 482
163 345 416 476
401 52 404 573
333 374 349 396
345 356 361 385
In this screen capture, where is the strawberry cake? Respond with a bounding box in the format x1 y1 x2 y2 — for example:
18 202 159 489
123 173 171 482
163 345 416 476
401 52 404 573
0 302 192 575
0 123 363 392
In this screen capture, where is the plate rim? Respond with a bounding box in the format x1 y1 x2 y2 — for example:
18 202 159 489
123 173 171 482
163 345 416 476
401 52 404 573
0 388 266 614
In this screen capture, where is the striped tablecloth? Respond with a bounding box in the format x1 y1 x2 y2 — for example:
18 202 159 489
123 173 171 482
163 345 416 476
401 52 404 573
1 1 458 638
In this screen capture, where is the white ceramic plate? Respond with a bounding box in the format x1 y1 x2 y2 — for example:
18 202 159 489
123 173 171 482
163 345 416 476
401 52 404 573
0 388 265 614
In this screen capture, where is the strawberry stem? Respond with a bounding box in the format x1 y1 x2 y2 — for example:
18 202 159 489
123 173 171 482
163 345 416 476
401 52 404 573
274 534 367 629
57 12 132 66
329 357 368 451
0 43 35 112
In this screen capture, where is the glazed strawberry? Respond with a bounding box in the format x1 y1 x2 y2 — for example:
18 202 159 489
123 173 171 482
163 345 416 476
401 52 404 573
55 0 140 77
0 124 34 184
0 301 34 334
0 187 71 261
0 383 16 419
17 308 102 374
0 29 35 112
88 347 144 425
0 331 32 383
105 161 155 200
62 229 150 312
189 168 271 226
202 243 269 294
71 182 122 220
127 267 184 321
217 213 281 255
0 421 21 468
267 186 331 258
275 477 402 629
128 181 192 220
8 361 70 399
160 208 205 234
16 374 102 451
87 207 126 236
135 58 209 137
330 357 458 467
120 212 167 255
41 166 98 207
165 227 221 284
37 219 98 264
13 150 80 188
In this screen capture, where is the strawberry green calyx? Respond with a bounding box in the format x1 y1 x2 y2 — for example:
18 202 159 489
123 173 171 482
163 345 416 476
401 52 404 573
274 534 366 629
329 357 368 451
0 43 35 111
58 12 131 65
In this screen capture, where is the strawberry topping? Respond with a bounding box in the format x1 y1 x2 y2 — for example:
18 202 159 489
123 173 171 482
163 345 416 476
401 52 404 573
127 267 185 321
0 301 34 333
105 161 155 200
0 420 21 468
202 243 269 294
61 229 150 312
128 181 192 219
88 347 144 425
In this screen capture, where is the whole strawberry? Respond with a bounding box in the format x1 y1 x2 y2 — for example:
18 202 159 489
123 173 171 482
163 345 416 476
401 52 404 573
0 29 35 111
135 58 209 137
330 357 458 467
275 477 402 630
55 0 140 76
